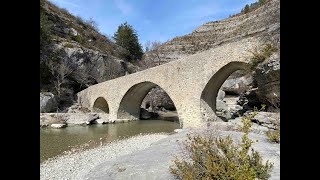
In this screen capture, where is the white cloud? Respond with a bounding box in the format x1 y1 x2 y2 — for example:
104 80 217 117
114 0 133 15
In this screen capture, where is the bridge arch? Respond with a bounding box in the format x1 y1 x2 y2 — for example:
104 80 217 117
92 97 109 113
117 81 181 127
200 61 249 121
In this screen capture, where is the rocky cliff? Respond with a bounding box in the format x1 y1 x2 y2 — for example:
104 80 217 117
40 0 140 110
143 0 279 64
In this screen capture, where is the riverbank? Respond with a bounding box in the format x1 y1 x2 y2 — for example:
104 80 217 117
40 125 280 180
40 133 170 179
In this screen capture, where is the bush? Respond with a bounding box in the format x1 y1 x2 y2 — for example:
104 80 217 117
64 43 74 48
266 129 280 143
249 44 278 70
170 106 273 179
72 35 83 44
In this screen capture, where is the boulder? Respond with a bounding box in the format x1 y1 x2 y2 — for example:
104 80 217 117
217 90 225 100
95 118 109 124
51 124 67 128
250 112 280 130
216 100 228 112
67 103 91 113
221 76 252 95
140 108 152 120
65 113 99 125
40 92 57 113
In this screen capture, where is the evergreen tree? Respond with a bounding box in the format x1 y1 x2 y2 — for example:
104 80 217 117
242 4 250 14
113 22 143 62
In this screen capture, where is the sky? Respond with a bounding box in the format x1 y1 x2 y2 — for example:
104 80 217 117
48 0 257 50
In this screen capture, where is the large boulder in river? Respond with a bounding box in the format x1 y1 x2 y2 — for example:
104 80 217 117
40 92 57 113
221 75 253 95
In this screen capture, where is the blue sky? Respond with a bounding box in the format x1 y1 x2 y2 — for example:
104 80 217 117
48 0 257 50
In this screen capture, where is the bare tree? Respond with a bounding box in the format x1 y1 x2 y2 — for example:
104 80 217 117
145 41 161 52
143 41 163 67
87 17 99 31
46 59 74 99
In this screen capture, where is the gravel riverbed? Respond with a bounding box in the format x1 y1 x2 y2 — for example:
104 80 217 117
40 133 169 180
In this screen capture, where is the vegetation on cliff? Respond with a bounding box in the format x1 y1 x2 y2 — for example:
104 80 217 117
113 22 144 62
40 0 142 110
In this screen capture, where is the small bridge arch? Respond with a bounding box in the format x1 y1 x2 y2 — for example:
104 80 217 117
92 97 110 113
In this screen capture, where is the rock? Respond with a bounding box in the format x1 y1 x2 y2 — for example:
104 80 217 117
251 112 280 130
51 123 67 128
140 108 152 119
217 90 225 100
254 52 280 107
41 113 99 126
237 90 262 113
174 129 183 133
40 92 57 113
65 113 99 125
222 77 251 95
67 103 91 113
216 100 228 112
95 118 108 124
69 28 78 36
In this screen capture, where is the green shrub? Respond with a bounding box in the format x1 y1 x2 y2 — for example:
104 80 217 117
266 129 280 143
249 44 278 70
64 43 74 48
170 106 273 180
72 35 83 44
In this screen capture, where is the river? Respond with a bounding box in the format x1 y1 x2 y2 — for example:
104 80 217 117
40 119 180 163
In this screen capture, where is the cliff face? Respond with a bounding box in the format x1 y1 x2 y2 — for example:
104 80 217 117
144 0 279 64
40 0 140 110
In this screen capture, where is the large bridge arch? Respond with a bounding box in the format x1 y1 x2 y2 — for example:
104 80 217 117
200 61 249 121
117 81 182 127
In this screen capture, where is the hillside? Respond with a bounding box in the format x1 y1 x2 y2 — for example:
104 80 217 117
143 0 279 65
141 0 280 115
40 0 140 110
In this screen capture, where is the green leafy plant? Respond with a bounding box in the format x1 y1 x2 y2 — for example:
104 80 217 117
266 129 280 143
72 35 84 44
170 105 273 180
249 44 278 70
64 43 75 48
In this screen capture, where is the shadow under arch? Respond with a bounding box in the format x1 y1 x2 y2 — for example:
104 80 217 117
200 61 249 121
92 97 109 113
117 81 181 127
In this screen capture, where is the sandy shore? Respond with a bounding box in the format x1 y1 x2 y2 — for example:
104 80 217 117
40 133 169 180
40 126 280 180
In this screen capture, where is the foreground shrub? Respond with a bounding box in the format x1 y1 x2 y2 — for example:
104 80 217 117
266 129 280 143
170 106 273 179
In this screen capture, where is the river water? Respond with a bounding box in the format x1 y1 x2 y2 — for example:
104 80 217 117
40 120 180 163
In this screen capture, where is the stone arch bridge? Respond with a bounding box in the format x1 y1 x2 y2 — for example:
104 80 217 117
77 37 263 128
